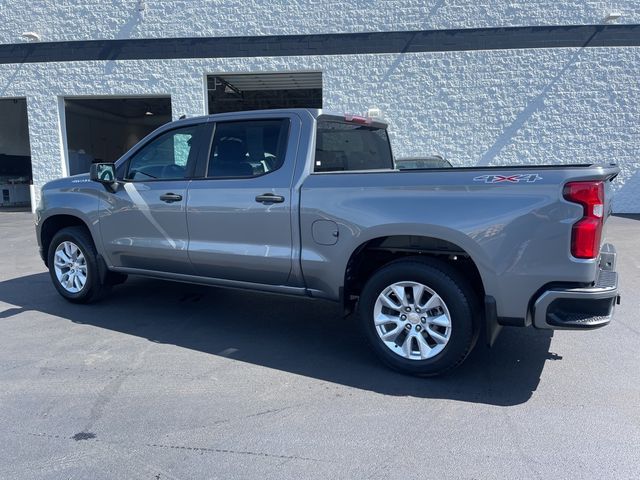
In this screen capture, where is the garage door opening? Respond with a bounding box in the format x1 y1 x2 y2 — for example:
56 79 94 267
64 97 172 175
207 72 322 114
0 98 32 209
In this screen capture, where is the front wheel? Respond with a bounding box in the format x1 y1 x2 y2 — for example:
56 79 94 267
47 226 107 303
358 257 478 376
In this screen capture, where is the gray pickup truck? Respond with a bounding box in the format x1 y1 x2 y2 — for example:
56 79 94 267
35 109 620 375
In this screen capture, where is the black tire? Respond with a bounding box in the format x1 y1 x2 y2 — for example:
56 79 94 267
358 257 479 376
47 226 108 304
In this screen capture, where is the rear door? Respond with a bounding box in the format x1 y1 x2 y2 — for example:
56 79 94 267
186 114 300 285
99 123 209 274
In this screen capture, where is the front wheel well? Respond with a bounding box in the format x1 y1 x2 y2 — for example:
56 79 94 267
343 236 485 313
40 215 93 266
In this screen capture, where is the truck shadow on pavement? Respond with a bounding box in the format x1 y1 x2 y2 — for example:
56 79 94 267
0 272 558 406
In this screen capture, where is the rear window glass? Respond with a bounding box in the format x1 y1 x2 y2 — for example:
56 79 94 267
314 120 393 172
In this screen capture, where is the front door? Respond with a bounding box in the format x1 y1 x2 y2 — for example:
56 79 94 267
99 123 208 274
187 116 299 285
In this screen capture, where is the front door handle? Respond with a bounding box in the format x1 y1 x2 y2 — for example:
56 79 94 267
159 193 183 203
255 193 285 204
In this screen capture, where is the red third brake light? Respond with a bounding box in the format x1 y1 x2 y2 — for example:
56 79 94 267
563 181 605 259
344 114 372 125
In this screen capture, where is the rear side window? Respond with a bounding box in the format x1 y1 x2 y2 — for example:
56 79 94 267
314 120 393 172
207 119 290 178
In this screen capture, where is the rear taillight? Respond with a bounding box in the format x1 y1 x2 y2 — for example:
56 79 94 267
563 181 605 259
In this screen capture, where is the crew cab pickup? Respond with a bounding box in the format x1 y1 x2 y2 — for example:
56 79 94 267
35 109 620 375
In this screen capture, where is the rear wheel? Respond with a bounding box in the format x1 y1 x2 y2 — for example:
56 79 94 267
358 257 478 376
47 227 108 303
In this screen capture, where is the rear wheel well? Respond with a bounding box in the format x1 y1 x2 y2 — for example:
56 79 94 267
40 215 93 266
344 236 485 313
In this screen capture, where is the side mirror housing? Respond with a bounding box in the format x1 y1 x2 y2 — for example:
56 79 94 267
89 163 117 191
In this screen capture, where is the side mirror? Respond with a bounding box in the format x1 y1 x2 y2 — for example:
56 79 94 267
89 163 117 191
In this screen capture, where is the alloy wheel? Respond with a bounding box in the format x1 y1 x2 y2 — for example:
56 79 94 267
53 241 88 294
373 281 452 360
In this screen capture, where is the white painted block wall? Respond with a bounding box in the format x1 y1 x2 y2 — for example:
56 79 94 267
3 1 640 43
0 1 638 211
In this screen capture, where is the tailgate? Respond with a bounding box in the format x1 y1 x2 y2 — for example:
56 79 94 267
601 167 620 244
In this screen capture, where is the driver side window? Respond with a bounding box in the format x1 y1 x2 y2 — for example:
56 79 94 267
126 125 203 181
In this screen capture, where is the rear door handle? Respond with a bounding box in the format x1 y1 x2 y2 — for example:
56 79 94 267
255 193 285 204
159 193 183 203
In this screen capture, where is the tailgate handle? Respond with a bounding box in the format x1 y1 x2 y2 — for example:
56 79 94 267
255 193 285 204
159 193 183 203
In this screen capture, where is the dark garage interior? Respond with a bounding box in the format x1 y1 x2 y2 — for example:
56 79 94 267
207 72 322 114
64 97 172 175
0 98 32 208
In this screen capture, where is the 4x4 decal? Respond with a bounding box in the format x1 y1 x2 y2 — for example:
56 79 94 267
473 173 543 184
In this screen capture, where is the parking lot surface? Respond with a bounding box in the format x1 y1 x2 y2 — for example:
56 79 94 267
0 212 638 479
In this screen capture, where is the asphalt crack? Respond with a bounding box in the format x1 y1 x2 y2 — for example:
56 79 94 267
10 429 325 463
144 442 323 462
